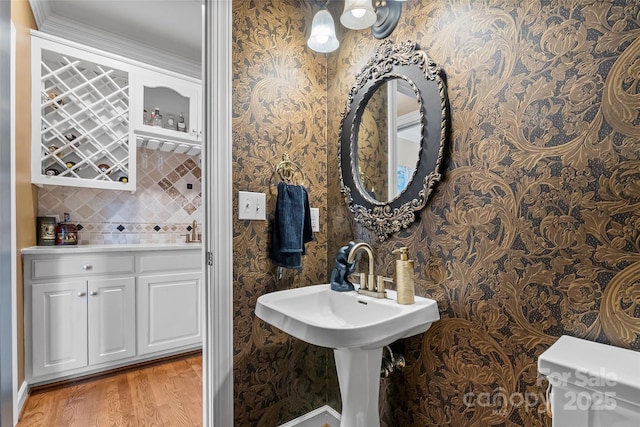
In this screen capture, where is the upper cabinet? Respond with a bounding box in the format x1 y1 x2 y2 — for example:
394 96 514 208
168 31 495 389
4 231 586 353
133 69 202 155
31 31 202 191
31 34 136 190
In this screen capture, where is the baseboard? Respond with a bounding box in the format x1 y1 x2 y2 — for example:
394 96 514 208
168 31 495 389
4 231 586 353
279 405 341 427
16 380 29 423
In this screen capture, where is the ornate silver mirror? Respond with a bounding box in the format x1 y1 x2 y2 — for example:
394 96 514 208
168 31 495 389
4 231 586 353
339 40 449 241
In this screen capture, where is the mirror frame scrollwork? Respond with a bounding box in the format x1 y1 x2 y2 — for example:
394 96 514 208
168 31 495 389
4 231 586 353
339 40 450 241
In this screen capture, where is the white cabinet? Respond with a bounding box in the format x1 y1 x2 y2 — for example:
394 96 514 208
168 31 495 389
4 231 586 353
30 31 203 191
137 272 202 355
136 249 202 355
30 277 135 378
31 280 88 377
87 277 136 365
23 246 202 384
133 69 202 154
31 33 135 191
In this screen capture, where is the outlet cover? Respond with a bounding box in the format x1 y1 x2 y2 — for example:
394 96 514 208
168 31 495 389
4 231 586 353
238 191 266 220
310 208 320 232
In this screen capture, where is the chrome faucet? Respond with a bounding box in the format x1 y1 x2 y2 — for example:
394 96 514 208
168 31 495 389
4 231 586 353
347 242 389 298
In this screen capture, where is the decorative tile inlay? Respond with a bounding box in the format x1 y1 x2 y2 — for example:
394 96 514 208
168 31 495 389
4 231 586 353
38 148 203 244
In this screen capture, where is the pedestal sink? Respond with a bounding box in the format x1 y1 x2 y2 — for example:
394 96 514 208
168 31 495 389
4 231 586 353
255 284 439 427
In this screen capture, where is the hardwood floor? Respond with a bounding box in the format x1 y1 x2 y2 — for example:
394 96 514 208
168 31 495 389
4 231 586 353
18 353 202 427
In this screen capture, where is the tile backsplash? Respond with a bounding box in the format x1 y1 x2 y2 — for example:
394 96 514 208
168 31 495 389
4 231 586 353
38 148 203 245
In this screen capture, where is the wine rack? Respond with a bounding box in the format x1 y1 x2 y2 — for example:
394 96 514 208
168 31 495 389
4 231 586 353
32 35 135 190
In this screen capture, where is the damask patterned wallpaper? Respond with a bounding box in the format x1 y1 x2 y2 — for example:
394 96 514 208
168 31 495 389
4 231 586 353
232 0 640 425
231 1 336 425
327 1 640 426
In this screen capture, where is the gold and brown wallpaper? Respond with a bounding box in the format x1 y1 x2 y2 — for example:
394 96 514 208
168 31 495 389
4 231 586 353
233 0 640 426
328 0 640 426
231 0 336 425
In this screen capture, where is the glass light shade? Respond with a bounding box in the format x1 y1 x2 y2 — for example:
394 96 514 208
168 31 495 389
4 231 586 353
340 0 377 30
307 9 339 53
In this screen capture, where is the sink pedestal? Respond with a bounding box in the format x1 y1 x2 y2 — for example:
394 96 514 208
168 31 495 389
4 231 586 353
334 347 383 427
256 285 440 426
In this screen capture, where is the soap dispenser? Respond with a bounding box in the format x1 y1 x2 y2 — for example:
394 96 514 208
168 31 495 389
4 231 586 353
393 247 415 304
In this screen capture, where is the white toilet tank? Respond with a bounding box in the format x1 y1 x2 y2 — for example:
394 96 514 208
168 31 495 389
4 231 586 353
538 335 640 427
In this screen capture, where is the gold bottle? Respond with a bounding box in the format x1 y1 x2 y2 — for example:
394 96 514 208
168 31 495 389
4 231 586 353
393 247 415 305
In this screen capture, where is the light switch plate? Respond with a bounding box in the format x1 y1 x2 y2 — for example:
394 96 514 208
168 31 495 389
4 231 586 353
238 191 266 220
310 208 320 232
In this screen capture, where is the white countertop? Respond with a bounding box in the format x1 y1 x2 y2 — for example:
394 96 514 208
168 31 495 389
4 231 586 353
21 243 202 255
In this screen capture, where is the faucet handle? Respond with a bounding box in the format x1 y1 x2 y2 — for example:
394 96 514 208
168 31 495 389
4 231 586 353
360 273 368 289
376 276 393 293
346 273 367 289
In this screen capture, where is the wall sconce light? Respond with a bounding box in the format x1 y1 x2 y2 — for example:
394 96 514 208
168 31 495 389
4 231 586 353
307 9 340 53
340 0 377 30
308 0 408 53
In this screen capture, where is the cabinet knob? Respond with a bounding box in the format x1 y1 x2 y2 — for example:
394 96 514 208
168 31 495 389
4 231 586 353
89 291 98 296
77 292 86 297
82 264 92 270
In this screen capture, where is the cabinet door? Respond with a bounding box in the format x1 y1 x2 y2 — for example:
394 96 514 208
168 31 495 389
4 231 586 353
31 281 88 378
137 272 202 355
88 277 136 365
133 68 201 149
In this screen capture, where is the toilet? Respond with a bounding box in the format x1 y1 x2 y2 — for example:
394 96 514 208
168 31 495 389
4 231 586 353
538 335 640 427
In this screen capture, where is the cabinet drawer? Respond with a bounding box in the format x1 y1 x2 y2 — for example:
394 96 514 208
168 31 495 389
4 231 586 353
31 255 135 280
138 251 201 273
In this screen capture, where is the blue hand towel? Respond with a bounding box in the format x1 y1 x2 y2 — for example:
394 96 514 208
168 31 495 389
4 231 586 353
270 182 313 269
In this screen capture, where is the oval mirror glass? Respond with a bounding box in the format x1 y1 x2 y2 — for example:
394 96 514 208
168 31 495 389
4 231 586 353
356 79 421 203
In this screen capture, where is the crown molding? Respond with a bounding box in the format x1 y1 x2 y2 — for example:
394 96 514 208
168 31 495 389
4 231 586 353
28 1 200 78
27 0 52 30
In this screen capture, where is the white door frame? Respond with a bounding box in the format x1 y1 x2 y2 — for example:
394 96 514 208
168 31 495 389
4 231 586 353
203 1 234 426
1 1 15 425
10 20 19 427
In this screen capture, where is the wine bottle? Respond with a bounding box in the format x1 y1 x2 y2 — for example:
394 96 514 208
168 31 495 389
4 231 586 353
177 112 187 132
153 107 163 127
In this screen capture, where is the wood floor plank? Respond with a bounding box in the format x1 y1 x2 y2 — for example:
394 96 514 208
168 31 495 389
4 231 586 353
18 353 202 427
173 359 202 426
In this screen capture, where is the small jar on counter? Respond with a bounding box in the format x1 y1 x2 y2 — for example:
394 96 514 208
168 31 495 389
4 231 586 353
55 213 78 245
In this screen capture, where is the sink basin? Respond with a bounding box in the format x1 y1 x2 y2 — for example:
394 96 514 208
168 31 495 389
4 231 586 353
256 284 439 350
255 284 440 427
